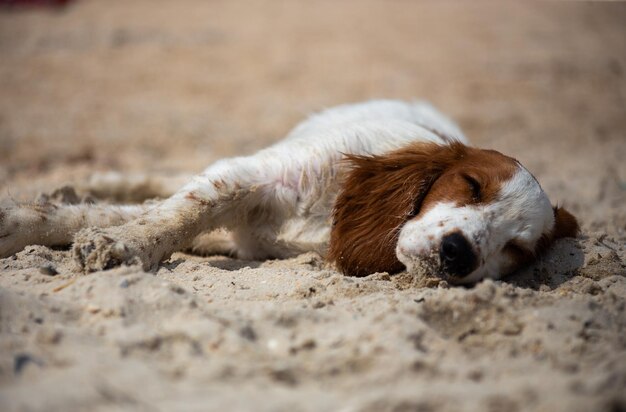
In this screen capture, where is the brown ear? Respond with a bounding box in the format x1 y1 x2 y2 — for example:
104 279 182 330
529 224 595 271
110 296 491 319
533 206 580 257
552 206 580 239
328 142 468 276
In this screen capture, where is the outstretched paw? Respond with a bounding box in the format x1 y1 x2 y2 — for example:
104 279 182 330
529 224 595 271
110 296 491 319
0 201 53 258
73 227 146 273
0 206 18 258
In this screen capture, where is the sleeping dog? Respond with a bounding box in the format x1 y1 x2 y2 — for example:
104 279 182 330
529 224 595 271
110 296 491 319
0 100 579 283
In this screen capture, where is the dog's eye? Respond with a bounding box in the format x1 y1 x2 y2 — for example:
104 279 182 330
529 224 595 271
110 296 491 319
463 175 482 202
408 193 423 218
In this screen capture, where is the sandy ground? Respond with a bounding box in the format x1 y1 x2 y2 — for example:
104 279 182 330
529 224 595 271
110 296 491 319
1 1 625 411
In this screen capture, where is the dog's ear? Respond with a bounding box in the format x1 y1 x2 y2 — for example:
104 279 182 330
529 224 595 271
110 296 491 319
328 142 469 276
533 206 580 257
552 206 580 239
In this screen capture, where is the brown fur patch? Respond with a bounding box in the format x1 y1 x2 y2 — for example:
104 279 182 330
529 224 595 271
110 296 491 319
552 206 580 240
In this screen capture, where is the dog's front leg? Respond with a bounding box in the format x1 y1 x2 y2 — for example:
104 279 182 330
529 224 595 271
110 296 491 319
0 202 149 259
72 157 266 273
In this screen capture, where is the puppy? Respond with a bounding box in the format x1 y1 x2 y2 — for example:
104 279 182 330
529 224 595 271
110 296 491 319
0 100 578 283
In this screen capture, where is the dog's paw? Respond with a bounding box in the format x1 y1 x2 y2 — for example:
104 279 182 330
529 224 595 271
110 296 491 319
0 202 49 258
0 206 19 258
72 227 146 273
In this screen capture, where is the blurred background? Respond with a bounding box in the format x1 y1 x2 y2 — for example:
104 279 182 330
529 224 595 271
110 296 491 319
0 0 625 232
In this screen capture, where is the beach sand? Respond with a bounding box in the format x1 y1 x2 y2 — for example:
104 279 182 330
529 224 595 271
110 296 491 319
1 1 625 411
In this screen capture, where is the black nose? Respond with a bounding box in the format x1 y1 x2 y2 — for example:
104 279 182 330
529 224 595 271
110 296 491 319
439 232 477 278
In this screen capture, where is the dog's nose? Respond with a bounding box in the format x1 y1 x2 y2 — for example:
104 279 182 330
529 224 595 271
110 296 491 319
439 232 477 278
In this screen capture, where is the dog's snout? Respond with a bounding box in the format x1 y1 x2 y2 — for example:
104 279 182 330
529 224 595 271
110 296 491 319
439 232 477 278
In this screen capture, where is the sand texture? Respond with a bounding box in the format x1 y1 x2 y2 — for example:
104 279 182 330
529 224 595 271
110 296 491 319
1 1 625 411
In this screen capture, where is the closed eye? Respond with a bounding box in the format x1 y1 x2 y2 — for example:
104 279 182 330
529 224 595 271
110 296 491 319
407 179 438 218
408 198 420 218
463 174 482 202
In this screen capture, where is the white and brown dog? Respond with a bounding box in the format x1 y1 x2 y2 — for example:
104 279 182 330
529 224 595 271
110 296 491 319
0 100 579 283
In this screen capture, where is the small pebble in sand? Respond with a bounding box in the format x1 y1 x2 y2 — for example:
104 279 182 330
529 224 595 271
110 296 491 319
267 338 280 351
36 327 63 345
14 353 44 375
239 325 257 341
39 264 58 276
86 304 101 314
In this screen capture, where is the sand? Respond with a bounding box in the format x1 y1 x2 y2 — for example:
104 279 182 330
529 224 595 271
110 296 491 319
1 1 625 411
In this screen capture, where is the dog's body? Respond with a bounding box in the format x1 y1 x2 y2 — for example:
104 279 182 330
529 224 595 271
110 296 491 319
0 100 578 283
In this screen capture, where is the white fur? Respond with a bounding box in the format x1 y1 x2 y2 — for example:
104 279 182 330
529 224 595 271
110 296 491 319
0 99 553 281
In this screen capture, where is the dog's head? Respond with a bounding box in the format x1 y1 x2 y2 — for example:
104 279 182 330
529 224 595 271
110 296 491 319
329 142 579 283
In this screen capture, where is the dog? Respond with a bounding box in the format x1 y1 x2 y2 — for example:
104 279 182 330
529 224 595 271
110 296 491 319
0 100 579 283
